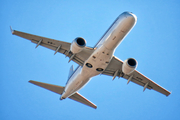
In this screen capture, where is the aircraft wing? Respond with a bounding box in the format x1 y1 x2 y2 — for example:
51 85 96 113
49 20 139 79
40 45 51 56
11 29 95 66
102 56 171 96
29 80 97 109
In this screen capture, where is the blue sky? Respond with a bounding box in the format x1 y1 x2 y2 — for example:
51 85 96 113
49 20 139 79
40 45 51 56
1 0 180 120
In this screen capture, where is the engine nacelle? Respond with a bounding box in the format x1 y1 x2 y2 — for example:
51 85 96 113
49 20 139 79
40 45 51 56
70 37 86 54
122 58 138 75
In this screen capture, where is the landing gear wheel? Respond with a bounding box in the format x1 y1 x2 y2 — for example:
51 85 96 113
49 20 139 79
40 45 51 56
96 68 104 72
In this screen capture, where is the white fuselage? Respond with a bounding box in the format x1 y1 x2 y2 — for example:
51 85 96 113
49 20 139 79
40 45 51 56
61 12 137 99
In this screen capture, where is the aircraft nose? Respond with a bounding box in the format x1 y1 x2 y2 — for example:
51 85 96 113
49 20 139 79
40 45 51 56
124 12 137 24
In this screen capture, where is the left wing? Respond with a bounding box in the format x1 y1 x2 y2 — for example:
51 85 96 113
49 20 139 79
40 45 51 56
11 29 94 66
29 80 97 109
102 56 171 96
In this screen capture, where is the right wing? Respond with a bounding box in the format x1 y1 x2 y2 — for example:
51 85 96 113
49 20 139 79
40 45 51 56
29 80 97 109
102 56 171 96
12 29 95 66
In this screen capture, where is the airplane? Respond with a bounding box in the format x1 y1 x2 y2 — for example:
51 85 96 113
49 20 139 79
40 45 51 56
11 12 171 109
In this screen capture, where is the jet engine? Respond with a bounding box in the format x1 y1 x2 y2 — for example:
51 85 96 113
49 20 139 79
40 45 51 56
122 58 138 75
70 37 86 54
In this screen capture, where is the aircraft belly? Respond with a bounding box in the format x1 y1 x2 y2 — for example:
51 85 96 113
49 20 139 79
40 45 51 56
63 45 114 99
83 45 114 77
62 67 92 99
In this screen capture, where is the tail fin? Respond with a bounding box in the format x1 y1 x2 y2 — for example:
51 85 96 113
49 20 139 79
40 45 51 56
68 65 74 78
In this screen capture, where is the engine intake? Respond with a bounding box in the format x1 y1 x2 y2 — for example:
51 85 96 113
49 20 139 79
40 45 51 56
122 58 138 75
70 37 86 54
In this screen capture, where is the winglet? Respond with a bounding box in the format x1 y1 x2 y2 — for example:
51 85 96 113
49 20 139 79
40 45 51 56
10 26 14 34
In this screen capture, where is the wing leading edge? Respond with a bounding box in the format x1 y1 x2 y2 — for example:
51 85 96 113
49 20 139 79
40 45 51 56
102 56 171 96
29 80 97 109
12 29 95 66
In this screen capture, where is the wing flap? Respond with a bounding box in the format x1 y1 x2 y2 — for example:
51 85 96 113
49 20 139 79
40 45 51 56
102 56 123 76
29 80 97 109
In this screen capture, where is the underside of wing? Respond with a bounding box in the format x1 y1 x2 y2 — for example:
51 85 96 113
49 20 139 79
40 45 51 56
29 80 97 109
12 29 94 66
102 56 124 77
102 56 171 96
29 80 65 94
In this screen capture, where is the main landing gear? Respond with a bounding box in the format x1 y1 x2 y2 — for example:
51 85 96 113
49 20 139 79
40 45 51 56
85 63 104 72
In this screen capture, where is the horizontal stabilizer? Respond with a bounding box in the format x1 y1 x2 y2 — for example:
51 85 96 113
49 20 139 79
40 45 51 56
29 80 64 94
69 92 97 109
29 80 97 109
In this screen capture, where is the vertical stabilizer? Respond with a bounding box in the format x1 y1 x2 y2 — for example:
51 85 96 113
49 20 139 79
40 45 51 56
68 65 74 78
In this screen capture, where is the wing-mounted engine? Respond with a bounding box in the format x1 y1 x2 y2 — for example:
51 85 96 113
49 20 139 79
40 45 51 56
70 37 86 54
122 58 138 75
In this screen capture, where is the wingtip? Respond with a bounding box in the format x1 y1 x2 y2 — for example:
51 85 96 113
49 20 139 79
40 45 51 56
10 26 14 34
168 91 172 96
29 80 35 83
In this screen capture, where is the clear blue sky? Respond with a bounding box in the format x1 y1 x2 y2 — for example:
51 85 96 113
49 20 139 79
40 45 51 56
1 0 180 120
